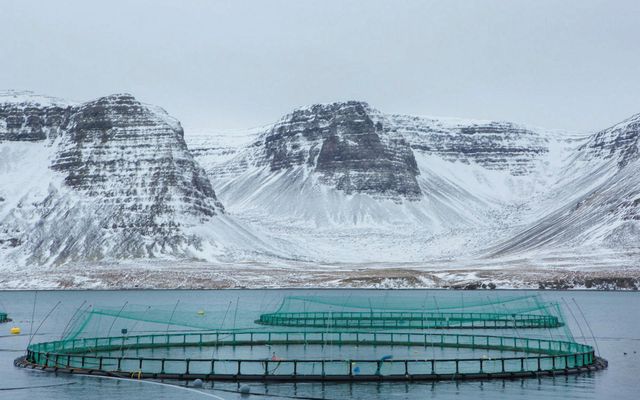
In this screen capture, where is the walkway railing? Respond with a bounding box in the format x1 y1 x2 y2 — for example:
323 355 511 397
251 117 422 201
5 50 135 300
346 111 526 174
256 311 562 329
24 330 595 381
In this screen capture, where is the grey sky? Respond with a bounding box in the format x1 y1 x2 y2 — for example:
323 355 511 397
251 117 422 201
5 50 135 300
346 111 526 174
2 0 639 133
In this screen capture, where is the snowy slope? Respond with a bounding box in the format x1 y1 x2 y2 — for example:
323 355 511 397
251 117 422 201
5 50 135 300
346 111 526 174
490 113 640 256
0 91 298 269
187 101 592 263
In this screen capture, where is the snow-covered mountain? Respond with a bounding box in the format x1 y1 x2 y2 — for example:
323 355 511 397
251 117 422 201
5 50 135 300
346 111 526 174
1 91 639 287
0 91 288 268
188 101 587 262
490 112 640 256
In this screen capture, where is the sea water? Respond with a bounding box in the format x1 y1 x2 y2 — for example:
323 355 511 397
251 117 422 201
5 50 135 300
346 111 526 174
0 289 638 399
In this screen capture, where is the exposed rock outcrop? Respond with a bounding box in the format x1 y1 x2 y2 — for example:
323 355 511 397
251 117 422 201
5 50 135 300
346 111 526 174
0 91 224 265
260 101 422 199
0 90 73 141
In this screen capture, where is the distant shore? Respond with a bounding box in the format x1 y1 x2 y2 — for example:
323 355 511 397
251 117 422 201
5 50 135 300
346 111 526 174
1 261 638 290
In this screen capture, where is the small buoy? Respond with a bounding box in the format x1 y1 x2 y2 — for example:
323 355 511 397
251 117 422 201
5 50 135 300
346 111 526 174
239 384 251 395
10 327 20 335
197 310 205 316
192 379 203 388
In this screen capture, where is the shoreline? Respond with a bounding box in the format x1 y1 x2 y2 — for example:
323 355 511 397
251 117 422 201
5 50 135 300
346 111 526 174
1 263 638 290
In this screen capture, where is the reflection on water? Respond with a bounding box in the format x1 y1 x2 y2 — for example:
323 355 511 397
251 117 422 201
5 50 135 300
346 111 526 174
0 289 638 399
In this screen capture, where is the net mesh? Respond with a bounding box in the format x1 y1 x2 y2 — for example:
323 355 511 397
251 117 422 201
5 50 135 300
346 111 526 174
62 301 255 341
60 293 574 343
256 294 570 333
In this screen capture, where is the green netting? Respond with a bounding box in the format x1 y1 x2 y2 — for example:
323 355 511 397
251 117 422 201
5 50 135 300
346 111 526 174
275 293 540 312
59 294 574 342
65 304 233 339
59 294 288 343
60 294 569 340
0 311 8 323
21 293 600 382
257 294 568 331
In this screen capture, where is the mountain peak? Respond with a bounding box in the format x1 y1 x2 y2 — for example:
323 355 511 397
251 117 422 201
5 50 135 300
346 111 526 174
86 93 142 106
286 100 376 119
295 100 371 110
100 92 137 101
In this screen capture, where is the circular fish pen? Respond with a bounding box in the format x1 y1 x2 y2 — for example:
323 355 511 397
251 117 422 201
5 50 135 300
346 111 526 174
17 330 604 382
258 294 568 330
256 311 562 329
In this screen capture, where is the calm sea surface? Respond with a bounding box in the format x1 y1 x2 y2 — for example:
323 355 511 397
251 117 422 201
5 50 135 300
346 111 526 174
0 290 638 399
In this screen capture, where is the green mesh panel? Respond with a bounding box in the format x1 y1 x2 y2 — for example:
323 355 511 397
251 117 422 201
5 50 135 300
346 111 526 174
257 294 567 331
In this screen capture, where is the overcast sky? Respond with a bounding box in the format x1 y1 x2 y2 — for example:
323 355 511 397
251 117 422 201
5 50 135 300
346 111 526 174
1 0 639 134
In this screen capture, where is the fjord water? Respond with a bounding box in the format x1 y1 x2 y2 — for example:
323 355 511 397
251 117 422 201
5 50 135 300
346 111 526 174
0 290 638 400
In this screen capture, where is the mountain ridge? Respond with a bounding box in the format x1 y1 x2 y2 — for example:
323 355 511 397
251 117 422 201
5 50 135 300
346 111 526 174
189 99 640 264
1 93 639 282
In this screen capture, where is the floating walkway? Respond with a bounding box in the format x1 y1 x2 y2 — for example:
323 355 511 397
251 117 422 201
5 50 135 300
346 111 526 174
16 330 605 382
256 311 563 329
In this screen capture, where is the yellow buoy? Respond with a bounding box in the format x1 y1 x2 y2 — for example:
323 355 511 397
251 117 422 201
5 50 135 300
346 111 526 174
10 327 21 335
196 310 205 316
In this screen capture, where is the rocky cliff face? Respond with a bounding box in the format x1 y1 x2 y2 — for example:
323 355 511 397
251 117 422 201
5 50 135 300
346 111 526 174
580 113 640 167
52 94 223 226
0 91 73 141
257 101 422 199
0 91 225 266
203 102 557 205
388 115 550 176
